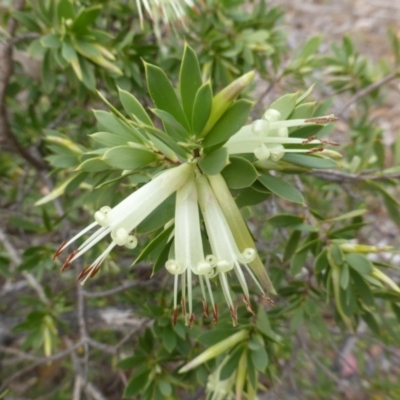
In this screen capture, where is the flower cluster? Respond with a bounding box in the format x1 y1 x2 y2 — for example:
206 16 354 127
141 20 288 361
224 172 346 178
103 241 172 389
54 107 335 326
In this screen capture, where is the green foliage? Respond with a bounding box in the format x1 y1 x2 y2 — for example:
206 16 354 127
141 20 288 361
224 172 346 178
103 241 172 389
2 1 400 400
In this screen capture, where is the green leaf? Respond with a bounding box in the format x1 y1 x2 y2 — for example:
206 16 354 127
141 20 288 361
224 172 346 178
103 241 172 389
180 45 202 127
79 57 96 91
290 249 308 275
41 34 61 49
219 346 244 380
350 270 374 308
202 100 253 148
198 147 228 175
77 157 110 172
151 109 189 138
268 214 304 228
73 40 102 59
90 132 129 147
61 39 77 63
221 157 258 189
94 111 142 141
324 209 367 222
250 347 269 372
258 173 304 204
162 325 177 353
137 194 175 233
72 5 102 34
314 249 329 274
284 230 302 261
57 0 75 21
124 367 150 397
145 62 189 130
346 254 373 275
102 146 158 170
282 153 337 169
269 93 298 119
340 263 350 289
118 88 153 126
192 82 213 136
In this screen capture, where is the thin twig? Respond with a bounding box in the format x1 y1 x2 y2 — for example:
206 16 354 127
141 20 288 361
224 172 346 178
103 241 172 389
337 72 399 116
82 280 155 298
310 169 400 184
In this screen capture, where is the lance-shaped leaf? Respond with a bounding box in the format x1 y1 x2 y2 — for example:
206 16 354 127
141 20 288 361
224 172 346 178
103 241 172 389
102 145 159 170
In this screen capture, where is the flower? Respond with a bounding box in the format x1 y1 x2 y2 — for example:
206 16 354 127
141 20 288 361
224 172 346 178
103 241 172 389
136 0 195 37
165 177 218 326
225 108 337 161
54 163 194 282
196 175 264 325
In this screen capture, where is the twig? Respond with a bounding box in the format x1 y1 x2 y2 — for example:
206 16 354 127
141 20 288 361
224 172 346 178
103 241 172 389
82 280 155 298
310 169 400 184
337 72 399 116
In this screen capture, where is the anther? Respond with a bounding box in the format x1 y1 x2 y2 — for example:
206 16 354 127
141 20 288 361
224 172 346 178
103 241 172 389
172 308 178 326
53 241 66 260
188 313 195 328
202 298 209 317
61 250 78 272
243 296 255 315
229 306 238 326
212 303 218 324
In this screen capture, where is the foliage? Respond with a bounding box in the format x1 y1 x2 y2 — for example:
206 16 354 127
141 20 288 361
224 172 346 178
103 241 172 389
1 1 400 399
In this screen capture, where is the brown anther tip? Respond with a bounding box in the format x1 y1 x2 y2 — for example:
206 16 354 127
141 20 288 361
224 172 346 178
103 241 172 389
188 313 195 328
229 306 238 326
243 296 255 316
61 250 78 272
305 116 338 124
90 265 100 278
53 241 67 260
77 265 91 281
212 303 218 324
307 147 324 154
302 136 317 145
321 139 340 146
172 308 178 326
262 293 276 306
202 299 209 317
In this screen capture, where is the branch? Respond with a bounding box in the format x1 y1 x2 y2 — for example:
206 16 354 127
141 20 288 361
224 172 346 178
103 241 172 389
82 280 156 298
337 72 399 116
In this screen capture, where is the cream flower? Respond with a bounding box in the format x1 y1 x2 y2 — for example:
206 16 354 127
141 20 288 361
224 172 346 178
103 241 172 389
225 108 337 161
196 175 260 325
54 163 194 282
165 177 218 326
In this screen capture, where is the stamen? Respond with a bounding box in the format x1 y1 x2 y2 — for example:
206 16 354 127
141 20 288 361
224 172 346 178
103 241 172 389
212 303 218 324
262 293 276 306
188 313 195 328
307 147 324 154
229 306 238 326
305 116 338 124
77 265 92 281
202 298 209 317
302 136 317 144
172 308 178 326
243 296 255 315
61 250 78 272
53 241 66 260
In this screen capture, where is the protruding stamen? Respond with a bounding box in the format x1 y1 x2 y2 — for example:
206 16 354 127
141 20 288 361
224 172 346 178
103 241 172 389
305 116 337 124
229 306 238 326
61 250 78 272
188 313 195 328
243 296 255 315
302 136 317 144
212 303 218 324
53 241 66 260
172 308 178 326
202 298 209 317
307 147 324 154
181 296 186 318
77 265 92 281
262 293 276 306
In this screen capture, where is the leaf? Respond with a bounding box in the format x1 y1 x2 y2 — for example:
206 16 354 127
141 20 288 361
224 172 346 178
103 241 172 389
145 62 189 130
324 209 367 222
198 147 228 175
269 93 298 120
346 254 373 275
202 100 253 148
61 39 77 63
134 229 172 266
221 157 258 189
57 0 75 21
340 263 350 289
94 110 142 141
41 50 55 94
180 45 202 127
284 230 302 261
73 40 102 59
79 57 96 91
103 146 158 170
219 346 244 380
77 157 110 172
162 325 177 353
282 153 337 169
41 34 61 49
90 132 129 147
150 109 189 138
72 5 102 34
258 173 304 204
124 367 150 397
250 346 269 372
118 88 153 126
192 82 213 136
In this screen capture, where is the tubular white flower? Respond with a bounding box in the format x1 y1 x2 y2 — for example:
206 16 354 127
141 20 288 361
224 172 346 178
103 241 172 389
54 163 194 281
225 109 336 161
166 178 218 326
196 175 257 324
